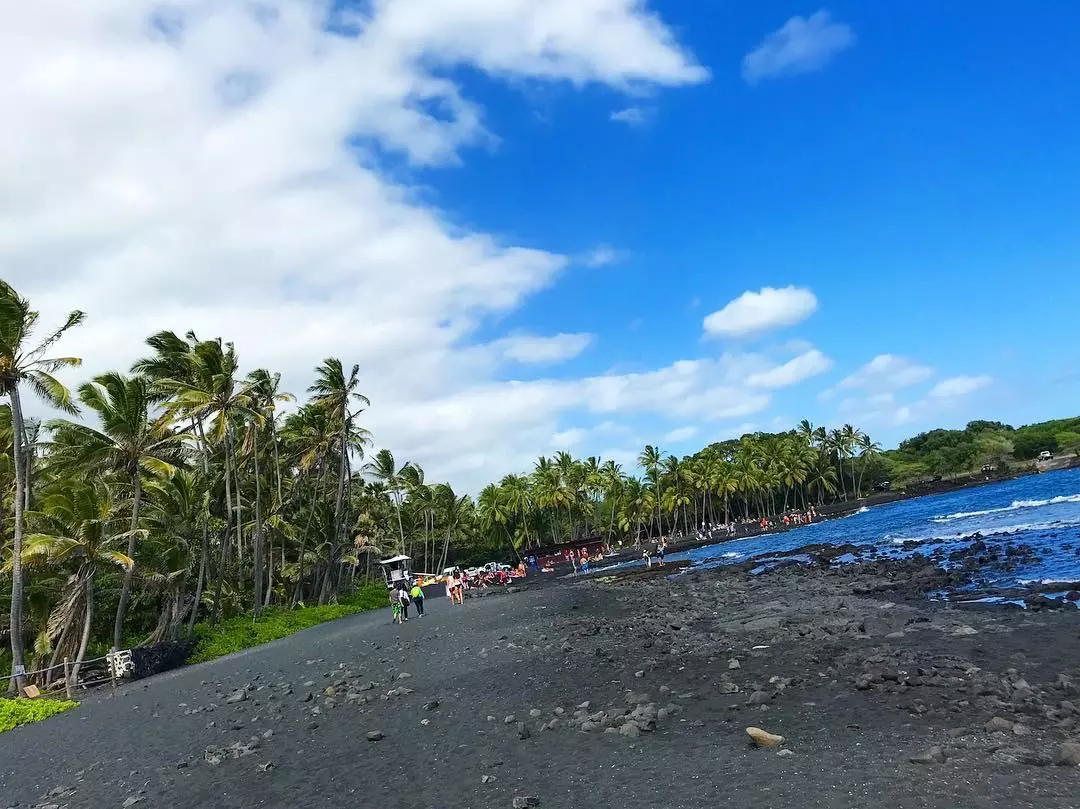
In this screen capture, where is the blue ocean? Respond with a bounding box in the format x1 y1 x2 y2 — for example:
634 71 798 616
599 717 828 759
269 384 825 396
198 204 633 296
602 468 1080 604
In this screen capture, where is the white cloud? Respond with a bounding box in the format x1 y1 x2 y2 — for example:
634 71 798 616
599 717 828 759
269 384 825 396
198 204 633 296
551 427 588 449
582 245 628 267
929 375 993 399
838 354 934 391
742 10 855 85
1 0 707 493
610 105 649 126
662 425 698 444
746 348 832 389
703 286 818 338
496 333 593 364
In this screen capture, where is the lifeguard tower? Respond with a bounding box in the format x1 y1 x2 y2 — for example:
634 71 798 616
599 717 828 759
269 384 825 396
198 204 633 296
378 554 412 590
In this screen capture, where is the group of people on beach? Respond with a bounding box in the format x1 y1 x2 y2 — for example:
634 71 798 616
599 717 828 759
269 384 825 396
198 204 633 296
391 580 426 623
643 537 667 568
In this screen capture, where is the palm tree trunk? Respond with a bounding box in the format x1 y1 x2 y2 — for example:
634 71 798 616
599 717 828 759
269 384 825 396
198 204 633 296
233 443 244 586
70 569 94 686
187 418 212 635
6 385 29 695
113 470 142 650
252 424 264 616
393 491 406 555
212 440 236 625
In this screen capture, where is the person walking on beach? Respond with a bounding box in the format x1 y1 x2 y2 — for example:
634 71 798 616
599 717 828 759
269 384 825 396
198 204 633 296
452 569 465 605
410 581 425 617
446 570 457 603
396 584 411 621
391 590 403 624
657 537 667 566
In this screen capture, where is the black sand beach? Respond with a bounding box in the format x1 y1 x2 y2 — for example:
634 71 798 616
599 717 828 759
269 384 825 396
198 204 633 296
2 548 1079 809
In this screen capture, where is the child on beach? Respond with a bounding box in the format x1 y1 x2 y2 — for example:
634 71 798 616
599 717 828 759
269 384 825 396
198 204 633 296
391 595 402 624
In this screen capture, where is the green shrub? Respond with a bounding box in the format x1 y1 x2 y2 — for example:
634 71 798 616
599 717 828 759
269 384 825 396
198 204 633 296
0 698 78 735
190 584 388 664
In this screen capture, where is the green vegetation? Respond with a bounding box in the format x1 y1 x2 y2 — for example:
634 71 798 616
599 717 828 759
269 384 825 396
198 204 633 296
2 278 1078 695
190 583 387 664
0 697 78 735
880 417 1080 484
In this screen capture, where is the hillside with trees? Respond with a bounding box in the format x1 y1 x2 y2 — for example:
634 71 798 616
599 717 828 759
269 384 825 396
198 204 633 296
2 278 1077 692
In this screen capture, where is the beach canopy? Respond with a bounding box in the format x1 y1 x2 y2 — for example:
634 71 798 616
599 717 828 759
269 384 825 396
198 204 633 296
379 555 411 565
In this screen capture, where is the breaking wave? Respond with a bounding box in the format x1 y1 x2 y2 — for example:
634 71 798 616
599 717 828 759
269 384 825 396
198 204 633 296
931 494 1080 523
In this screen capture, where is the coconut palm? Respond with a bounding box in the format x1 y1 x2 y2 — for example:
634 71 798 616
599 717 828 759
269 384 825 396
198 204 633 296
14 479 132 685
855 433 883 497
48 372 187 649
637 445 665 537
0 280 84 693
363 449 409 554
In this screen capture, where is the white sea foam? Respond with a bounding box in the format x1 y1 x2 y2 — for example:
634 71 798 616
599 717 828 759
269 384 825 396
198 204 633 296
891 517 1080 545
931 493 1080 523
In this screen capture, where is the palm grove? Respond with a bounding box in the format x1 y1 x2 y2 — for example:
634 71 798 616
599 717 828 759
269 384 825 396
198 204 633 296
0 280 925 693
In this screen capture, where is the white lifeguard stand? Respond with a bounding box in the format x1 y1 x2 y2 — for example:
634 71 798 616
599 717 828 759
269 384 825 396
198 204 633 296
378 555 412 590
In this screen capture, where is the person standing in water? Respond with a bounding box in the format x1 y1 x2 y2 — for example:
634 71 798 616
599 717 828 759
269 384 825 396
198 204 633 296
410 581 425 617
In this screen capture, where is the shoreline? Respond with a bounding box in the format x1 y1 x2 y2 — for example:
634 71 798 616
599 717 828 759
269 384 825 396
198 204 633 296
573 466 1068 573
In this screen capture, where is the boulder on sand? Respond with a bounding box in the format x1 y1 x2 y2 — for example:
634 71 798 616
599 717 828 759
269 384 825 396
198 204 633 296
746 727 784 749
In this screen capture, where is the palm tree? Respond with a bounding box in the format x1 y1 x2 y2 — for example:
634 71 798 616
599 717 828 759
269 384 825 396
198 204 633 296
638 445 664 537
477 483 518 559
161 338 254 624
500 473 532 549
16 479 132 685
0 280 84 693
363 449 409 554
855 433 883 497
49 372 187 649
600 460 623 540
309 359 371 555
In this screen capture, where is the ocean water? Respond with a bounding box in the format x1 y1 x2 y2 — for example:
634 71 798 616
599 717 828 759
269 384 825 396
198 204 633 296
597 468 1080 603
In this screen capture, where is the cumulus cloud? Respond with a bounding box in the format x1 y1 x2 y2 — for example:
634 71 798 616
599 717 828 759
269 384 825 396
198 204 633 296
929 375 993 399
610 106 649 126
703 286 818 338
746 348 832 389
742 10 855 85
1 0 708 492
662 425 698 444
837 354 934 392
496 333 593 364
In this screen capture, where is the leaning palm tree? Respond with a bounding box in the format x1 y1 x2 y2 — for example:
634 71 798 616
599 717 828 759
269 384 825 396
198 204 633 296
0 280 84 694
14 478 132 686
48 372 187 649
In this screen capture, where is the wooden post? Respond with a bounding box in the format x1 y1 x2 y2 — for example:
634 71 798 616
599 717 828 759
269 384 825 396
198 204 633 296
63 658 74 700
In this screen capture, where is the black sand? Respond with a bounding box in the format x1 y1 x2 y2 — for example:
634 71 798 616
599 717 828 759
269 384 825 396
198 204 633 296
2 551 1079 809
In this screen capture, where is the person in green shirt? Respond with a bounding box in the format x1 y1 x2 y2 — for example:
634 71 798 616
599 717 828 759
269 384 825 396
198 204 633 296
409 582 426 617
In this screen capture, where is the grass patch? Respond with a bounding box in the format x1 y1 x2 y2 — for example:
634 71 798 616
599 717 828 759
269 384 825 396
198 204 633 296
190 584 388 664
0 698 79 735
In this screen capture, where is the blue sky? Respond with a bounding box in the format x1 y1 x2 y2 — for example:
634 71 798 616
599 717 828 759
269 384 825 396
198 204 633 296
5 1 1080 489
429 2 1080 441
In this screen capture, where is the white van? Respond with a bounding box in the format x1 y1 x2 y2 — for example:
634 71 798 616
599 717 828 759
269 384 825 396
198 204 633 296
1038 450 1053 461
